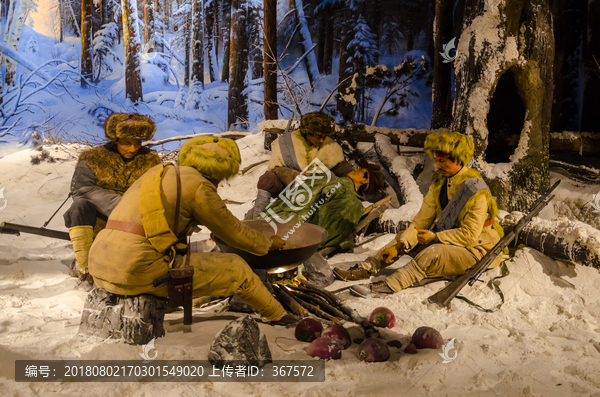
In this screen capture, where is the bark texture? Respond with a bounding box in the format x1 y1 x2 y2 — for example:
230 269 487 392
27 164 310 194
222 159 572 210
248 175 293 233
227 0 249 129
263 0 278 120
121 0 144 102
452 0 554 212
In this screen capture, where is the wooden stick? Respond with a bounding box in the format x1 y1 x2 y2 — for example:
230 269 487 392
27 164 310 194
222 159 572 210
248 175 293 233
297 278 380 338
286 287 350 321
287 291 341 323
272 285 307 316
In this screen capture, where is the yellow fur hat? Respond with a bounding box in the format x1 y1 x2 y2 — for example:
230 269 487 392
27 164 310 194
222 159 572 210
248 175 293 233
424 131 474 166
104 113 156 141
299 111 336 136
179 135 241 181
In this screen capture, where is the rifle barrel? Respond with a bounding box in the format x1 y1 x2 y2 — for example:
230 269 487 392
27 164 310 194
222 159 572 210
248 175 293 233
0 222 70 241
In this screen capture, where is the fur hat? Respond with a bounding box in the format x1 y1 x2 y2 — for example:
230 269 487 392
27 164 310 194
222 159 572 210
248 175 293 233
358 159 385 195
424 131 474 166
299 111 336 136
179 135 241 181
104 113 156 141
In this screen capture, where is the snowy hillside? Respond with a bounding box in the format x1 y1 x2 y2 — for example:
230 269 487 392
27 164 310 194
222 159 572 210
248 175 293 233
0 134 599 396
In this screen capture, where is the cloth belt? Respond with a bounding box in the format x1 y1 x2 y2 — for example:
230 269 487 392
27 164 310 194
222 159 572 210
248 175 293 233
106 220 146 237
483 218 495 228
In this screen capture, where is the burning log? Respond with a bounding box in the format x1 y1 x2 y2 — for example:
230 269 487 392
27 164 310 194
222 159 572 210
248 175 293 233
272 284 307 317
287 291 341 324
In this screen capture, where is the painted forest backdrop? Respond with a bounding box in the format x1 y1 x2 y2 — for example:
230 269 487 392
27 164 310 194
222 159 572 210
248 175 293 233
0 0 598 156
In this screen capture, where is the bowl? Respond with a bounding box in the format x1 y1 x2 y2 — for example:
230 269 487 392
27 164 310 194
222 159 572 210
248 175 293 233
211 220 328 270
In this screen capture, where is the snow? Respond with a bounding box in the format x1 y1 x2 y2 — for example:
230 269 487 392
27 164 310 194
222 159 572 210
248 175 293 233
1 134 600 396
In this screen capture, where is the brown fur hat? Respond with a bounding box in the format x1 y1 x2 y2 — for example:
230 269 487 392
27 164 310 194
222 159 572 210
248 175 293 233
104 113 156 141
299 111 336 136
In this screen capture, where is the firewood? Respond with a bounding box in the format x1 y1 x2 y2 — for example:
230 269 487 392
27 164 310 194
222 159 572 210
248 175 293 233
287 291 341 323
285 286 350 321
272 285 307 317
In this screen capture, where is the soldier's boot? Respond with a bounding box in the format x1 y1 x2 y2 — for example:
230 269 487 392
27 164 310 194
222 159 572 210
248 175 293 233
333 263 372 281
68 226 94 279
244 189 272 220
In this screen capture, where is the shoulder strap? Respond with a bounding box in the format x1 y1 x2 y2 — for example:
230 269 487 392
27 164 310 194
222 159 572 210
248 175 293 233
140 163 180 253
279 132 301 171
432 177 489 233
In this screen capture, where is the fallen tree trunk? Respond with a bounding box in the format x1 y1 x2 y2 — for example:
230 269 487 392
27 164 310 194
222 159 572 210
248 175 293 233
374 134 424 207
499 213 600 269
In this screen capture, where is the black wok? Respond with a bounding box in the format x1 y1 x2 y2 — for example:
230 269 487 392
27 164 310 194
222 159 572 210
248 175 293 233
211 220 328 271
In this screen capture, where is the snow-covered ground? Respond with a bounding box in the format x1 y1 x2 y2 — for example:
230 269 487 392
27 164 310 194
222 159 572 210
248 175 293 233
1 133 600 396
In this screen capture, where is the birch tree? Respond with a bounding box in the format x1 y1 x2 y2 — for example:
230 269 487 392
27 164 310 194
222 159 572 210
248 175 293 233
2 0 29 87
221 0 231 82
431 0 453 129
144 0 155 45
121 0 144 102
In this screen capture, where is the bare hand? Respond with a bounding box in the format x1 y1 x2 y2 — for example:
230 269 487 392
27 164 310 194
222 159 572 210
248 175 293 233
416 229 437 245
269 235 286 251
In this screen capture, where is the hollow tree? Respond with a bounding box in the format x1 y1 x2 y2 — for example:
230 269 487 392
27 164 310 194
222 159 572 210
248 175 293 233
452 0 554 212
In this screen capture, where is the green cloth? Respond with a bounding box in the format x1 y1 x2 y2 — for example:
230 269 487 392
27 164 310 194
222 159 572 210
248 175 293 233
257 175 365 249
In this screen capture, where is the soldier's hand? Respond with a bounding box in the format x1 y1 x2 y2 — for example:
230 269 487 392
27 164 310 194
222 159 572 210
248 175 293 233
269 235 286 251
416 229 437 245
381 241 404 264
381 247 397 264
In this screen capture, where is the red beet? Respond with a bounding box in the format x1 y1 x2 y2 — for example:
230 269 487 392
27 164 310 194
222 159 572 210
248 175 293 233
305 337 342 360
368 307 396 328
295 318 323 342
356 338 391 362
321 324 352 349
411 327 444 349
386 340 402 349
404 343 418 354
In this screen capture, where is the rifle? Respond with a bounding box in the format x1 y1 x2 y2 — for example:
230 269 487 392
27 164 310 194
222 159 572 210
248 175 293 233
427 180 561 308
0 222 70 240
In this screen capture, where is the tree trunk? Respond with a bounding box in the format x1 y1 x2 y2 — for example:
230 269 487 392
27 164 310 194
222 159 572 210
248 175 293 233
213 0 220 73
248 2 263 80
227 0 249 129
550 0 587 132
144 0 155 45
59 0 64 42
452 0 554 212
221 0 231 82
190 0 204 87
263 0 278 120
499 213 600 269
205 0 216 82
79 288 167 345
184 12 191 86
154 0 163 52
431 0 453 129
3 0 28 87
336 9 354 123
580 0 600 132
102 0 109 25
121 0 144 102
289 0 319 88
81 0 94 87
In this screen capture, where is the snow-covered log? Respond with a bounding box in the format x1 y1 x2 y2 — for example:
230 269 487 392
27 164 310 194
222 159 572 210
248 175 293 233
374 134 424 209
452 0 554 212
550 131 600 154
499 213 600 269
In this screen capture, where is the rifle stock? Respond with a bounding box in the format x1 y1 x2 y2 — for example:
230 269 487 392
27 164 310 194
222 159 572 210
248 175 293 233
427 180 561 308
